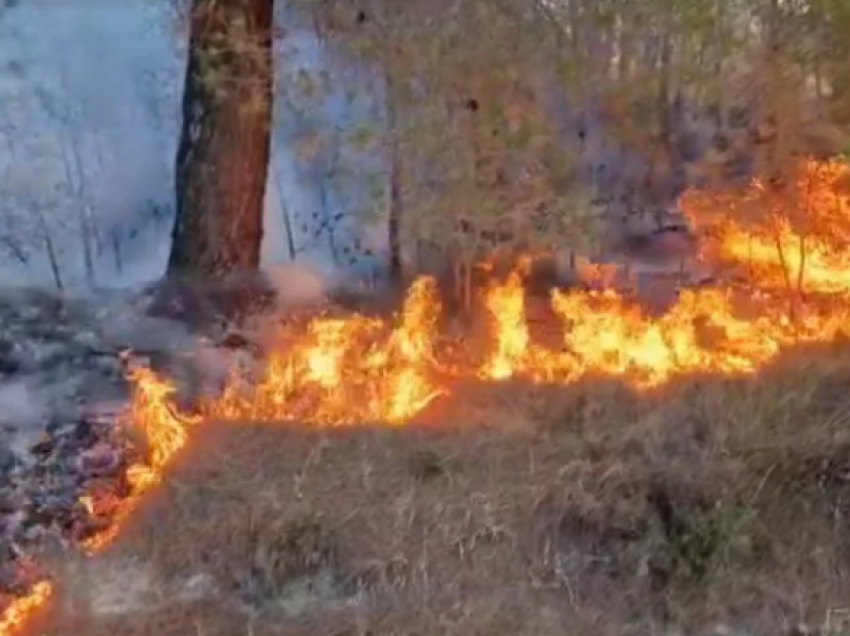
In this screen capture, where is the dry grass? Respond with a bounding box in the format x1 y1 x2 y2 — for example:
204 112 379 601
26 342 850 636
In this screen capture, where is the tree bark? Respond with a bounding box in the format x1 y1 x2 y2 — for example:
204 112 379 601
168 0 274 278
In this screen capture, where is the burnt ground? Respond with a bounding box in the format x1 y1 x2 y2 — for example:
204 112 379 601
0 282 271 608
21 341 850 636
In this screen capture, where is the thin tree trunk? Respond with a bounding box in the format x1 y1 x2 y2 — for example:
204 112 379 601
168 0 274 278
111 228 123 275
714 1 728 131
319 176 341 267
617 12 632 82
36 212 62 290
813 51 824 110
58 61 98 285
657 30 673 156
385 64 403 284
0 237 27 266
270 157 296 260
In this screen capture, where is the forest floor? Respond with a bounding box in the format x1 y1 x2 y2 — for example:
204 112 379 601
22 338 850 636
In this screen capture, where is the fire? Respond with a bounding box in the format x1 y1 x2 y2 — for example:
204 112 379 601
680 158 850 295
484 283 846 387
0 583 52 635
480 158 850 386
5 157 850 634
481 269 529 380
212 275 444 425
0 364 202 636
80 365 202 553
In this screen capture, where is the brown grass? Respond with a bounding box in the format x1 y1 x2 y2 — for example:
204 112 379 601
26 343 850 636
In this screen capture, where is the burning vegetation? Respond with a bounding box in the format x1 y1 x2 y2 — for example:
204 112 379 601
5 157 850 634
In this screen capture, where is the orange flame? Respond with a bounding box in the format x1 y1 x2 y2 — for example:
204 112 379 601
680 157 850 295
81 365 202 553
0 582 53 635
481 268 529 380
212 275 445 424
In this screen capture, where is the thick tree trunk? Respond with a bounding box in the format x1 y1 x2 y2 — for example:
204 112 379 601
168 0 274 278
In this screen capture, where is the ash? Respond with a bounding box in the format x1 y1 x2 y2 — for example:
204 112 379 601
0 282 263 600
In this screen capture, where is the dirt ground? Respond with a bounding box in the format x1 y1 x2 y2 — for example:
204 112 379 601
24 342 850 636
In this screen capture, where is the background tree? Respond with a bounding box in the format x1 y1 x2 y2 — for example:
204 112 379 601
168 0 274 278
296 0 601 301
162 0 850 299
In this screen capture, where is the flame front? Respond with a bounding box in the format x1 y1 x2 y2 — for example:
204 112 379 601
483 284 846 387
0 366 203 636
81 366 202 553
479 159 850 386
5 157 850 635
214 276 444 425
0 583 52 635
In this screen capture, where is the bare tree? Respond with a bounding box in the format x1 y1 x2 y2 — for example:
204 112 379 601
168 0 274 278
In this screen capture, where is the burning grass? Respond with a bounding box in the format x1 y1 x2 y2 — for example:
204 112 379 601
6 156 850 634
25 354 850 635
